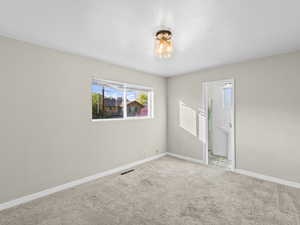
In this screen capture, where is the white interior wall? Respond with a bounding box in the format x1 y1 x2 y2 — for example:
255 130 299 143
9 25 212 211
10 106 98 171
0 36 167 204
168 51 300 183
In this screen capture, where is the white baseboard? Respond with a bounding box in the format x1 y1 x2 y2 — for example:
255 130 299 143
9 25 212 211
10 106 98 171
0 153 167 211
234 169 300 189
167 152 300 189
166 152 206 165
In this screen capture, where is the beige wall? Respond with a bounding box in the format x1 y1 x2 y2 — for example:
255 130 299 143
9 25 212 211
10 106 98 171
168 51 300 183
0 36 167 204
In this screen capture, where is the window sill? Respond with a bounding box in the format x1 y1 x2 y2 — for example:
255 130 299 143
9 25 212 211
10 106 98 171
91 116 154 122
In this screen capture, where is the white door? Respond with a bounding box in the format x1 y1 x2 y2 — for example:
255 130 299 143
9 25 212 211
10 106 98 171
200 83 209 164
223 85 233 161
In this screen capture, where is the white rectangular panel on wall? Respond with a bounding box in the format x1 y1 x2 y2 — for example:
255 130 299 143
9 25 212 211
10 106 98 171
179 101 197 137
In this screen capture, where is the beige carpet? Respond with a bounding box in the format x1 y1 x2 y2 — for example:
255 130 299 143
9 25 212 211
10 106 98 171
1 156 300 225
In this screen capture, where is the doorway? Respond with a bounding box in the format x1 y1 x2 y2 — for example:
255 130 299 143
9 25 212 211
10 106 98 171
202 79 235 170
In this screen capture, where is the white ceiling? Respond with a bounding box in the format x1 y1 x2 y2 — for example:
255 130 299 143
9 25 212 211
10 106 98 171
0 0 300 76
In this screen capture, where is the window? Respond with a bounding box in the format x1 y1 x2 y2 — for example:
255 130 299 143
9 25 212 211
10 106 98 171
126 88 149 117
92 79 153 120
223 85 233 109
91 81 124 119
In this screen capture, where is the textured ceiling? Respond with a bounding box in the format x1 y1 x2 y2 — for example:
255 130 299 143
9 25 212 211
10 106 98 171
0 0 300 76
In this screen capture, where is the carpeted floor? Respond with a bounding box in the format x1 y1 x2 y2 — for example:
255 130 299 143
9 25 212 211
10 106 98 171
1 156 300 225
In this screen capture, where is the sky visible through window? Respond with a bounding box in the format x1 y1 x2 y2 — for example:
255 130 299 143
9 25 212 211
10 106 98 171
92 84 140 101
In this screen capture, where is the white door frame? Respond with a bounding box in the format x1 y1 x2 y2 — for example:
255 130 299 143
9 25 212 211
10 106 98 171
201 79 236 170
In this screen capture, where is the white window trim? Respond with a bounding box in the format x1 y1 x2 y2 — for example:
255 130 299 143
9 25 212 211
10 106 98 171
91 77 154 121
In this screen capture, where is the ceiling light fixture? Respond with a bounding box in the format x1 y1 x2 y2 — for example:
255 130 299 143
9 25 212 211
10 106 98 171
154 28 173 59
